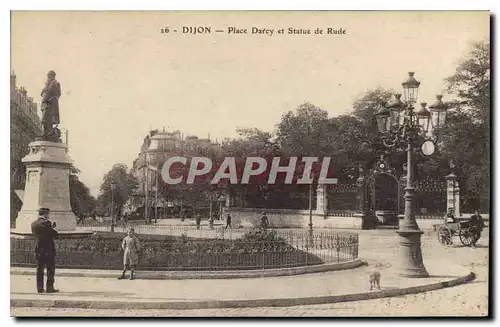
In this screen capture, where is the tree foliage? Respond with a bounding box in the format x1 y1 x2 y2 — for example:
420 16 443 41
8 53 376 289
445 41 490 124
97 164 139 216
69 165 96 215
276 102 330 156
439 41 490 211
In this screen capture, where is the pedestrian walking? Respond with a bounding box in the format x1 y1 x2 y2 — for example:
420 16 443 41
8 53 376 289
31 207 59 293
469 209 485 248
260 210 269 230
209 214 214 229
195 213 202 230
77 212 85 225
118 228 141 280
225 214 232 229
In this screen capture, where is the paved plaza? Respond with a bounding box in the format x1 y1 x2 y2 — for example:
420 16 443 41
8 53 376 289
11 228 489 317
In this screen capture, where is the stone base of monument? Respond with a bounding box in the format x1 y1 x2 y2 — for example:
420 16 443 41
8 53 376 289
12 140 90 238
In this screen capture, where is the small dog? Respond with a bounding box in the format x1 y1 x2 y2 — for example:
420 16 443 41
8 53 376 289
369 271 381 290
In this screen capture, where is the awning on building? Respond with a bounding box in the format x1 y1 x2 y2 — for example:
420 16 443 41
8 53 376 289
14 189 24 203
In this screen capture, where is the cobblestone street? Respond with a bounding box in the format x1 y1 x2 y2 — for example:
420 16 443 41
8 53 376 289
12 229 490 317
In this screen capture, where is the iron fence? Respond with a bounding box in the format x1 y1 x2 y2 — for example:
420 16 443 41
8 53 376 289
414 214 446 220
78 221 243 240
11 230 359 271
77 220 359 241
327 210 357 217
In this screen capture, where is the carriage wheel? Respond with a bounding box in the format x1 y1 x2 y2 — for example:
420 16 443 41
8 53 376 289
437 226 452 245
459 229 475 247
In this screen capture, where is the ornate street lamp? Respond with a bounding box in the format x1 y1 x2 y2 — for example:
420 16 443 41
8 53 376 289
415 102 431 135
429 95 448 137
110 181 116 232
375 72 448 278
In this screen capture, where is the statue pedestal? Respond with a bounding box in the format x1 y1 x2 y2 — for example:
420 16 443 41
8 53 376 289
13 141 77 233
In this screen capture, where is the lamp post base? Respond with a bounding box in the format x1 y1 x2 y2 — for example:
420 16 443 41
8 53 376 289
396 229 430 278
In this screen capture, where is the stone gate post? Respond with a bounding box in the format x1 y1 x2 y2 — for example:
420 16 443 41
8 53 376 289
354 165 375 229
445 173 460 217
315 183 328 215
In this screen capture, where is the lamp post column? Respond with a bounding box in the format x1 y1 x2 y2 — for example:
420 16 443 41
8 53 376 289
110 182 115 233
308 180 313 234
396 143 429 277
308 173 315 241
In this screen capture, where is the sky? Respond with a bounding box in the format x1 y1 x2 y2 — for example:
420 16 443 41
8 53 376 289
10 11 489 196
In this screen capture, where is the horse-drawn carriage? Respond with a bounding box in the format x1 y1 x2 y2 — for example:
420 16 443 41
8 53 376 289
436 218 482 247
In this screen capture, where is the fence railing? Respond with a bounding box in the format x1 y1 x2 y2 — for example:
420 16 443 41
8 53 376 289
11 229 359 271
77 220 359 241
326 212 447 219
327 210 357 217
78 221 242 240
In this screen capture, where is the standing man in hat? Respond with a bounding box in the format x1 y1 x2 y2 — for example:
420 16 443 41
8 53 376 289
31 207 59 293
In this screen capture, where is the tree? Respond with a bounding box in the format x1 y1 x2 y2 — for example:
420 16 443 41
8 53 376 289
276 102 330 156
445 41 490 125
219 127 283 208
97 164 139 217
69 164 96 215
69 175 96 215
352 87 394 127
440 41 491 211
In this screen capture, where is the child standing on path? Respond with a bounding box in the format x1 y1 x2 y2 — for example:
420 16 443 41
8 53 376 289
118 228 141 280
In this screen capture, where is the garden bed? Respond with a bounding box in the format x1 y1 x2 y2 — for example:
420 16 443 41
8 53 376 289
11 229 333 271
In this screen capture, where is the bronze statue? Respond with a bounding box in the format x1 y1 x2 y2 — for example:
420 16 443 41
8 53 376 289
40 70 61 142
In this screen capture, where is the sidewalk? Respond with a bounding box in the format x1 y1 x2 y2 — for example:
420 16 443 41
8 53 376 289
10 258 473 310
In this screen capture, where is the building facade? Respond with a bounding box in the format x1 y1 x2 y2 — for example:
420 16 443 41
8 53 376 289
129 129 222 218
10 72 43 226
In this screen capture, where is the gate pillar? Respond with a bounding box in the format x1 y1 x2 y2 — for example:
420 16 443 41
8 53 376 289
354 165 376 229
315 183 328 215
445 173 460 217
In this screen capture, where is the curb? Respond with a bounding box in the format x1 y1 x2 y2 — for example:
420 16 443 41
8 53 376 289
11 259 365 280
10 272 475 310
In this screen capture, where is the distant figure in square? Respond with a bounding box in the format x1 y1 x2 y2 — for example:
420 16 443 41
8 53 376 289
225 214 232 229
118 228 141 280
369 270 381 290
209 214 214 229
469 209 485 247
444 208 456 224
195 213 202 230
260 210 269 230
77 212 85 225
